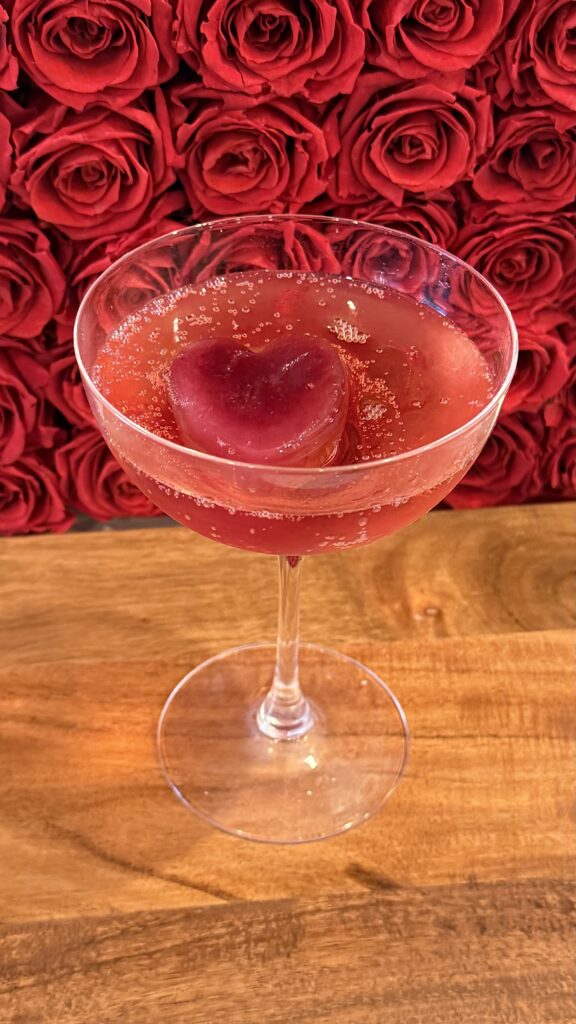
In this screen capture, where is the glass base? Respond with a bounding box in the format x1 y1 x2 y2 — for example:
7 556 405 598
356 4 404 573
158 643 409 844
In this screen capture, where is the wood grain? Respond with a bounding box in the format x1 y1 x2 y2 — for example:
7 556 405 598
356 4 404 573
1 880 575 1024
0 631 574 922
0 504 574 669
0 504 574 1023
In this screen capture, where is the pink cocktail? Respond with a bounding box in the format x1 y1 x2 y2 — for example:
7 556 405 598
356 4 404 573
75 216 517 843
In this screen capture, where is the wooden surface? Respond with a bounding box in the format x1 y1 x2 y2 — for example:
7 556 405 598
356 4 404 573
0 504 575 1022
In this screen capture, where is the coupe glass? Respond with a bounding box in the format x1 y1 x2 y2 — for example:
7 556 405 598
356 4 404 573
74 215 517 844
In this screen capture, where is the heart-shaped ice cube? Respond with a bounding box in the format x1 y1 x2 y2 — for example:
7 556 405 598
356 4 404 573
168 336 349 465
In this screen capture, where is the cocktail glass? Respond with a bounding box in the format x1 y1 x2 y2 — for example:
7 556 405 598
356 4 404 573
74 215 518 844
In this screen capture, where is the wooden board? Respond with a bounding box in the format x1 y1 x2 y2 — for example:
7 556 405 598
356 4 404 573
0 504 574 1023
1 880 575 1024
0 504 574 669
0 631 574 922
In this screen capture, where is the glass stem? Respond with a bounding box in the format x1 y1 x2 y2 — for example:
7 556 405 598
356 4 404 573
257 556 314 740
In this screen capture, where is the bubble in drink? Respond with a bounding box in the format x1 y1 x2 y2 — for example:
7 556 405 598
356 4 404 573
93 271 494 555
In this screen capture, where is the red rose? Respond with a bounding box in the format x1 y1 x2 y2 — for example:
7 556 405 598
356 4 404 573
0 452 73 536
446 413 544 509
455 207 576 315
0 217 67 338
0 338 60 463
544 327 575 427
65 191 186 301
11 97 174 240
0 91 28 213
543 413 576 499
503 312 571 415
493 4 542 109
11 0 177 111
168 82 337 217
0 4 18 89
55 428 162 520
175 0 364 102
529 0 576 110
466 49 500 98
334 192 459 249
474 107 576 212
0 111 10 212
43 342 94 429
62 191 186 334
332 73 492 206
361 0 515 77
189 218 342 281
497 0 576 111
332 222 439 296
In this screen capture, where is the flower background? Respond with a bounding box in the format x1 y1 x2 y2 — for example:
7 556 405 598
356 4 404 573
0 0 574 534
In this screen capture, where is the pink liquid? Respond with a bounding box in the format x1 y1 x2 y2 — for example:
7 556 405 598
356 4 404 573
94 272 494 554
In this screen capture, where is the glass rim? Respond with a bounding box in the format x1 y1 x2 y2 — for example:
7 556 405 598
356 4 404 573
74 212 519 476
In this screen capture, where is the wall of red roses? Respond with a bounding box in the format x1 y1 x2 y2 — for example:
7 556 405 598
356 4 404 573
0 0 574 535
